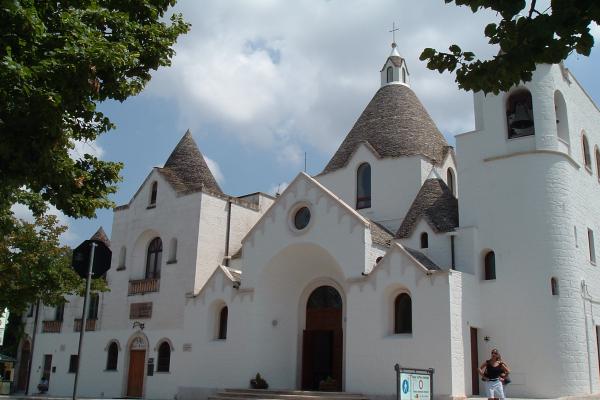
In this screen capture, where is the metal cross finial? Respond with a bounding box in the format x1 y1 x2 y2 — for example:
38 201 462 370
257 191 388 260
389 22 400 44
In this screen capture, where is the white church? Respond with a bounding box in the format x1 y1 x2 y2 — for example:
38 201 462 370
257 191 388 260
15 43 600 399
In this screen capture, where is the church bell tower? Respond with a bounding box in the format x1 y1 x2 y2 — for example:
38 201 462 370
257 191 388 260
380 42 410 87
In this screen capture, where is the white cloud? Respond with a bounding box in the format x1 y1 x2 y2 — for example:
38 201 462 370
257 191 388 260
11 203 79 246
204 156 225 184
148 0 499 156
591 22 600 42
70 140 105 159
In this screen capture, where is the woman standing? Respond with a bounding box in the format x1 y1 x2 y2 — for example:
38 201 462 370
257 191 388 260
479 349 510 399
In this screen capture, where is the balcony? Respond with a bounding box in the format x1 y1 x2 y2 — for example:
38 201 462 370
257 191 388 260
42 320 62 333
74 318 97 332
128 278 160 296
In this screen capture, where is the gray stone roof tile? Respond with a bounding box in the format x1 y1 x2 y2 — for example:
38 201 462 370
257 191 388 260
370 220 393 247
404 247 441 271
396 178 459 238
158 130 222 194
90 227 110 248
321 84 448 174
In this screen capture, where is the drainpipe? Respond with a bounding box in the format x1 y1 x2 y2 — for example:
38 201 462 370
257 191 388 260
450 236 456 270
224 198 232 267
25 299 40 395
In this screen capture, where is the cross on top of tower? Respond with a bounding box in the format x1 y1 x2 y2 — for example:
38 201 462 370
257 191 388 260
389 22 400 47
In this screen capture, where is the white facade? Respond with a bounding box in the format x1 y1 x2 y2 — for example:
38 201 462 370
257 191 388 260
17 47 600 400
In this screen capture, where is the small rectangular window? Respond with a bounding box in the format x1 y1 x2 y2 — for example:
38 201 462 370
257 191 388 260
55 304 65 322
68 355 78 373
88 294 99 320
588 228 596 264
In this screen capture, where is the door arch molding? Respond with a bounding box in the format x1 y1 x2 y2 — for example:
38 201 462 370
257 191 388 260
123 332 149 398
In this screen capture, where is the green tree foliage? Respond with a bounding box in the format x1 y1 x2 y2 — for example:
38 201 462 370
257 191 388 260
420 1 599 94
0 0 190 222
0 214 107 314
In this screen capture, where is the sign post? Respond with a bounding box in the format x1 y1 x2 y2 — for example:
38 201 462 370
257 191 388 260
71 238 111 400
394 364 434 400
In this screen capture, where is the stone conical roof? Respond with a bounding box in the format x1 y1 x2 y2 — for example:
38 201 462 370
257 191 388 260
321 84 449 174
90 227 110 248
158 130 222 194
396 178 458 238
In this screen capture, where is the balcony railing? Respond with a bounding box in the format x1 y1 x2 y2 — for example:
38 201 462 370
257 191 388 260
42 320 62 333
74 318 97 332
128 278 160 296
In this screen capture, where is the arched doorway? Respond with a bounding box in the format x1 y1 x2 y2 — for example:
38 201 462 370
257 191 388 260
17 340 31 391
126 336 147 397
301 285 343 391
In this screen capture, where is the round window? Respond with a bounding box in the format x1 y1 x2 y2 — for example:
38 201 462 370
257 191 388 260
293 207 311 230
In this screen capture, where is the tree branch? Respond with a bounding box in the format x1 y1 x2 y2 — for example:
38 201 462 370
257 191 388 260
528 0 537 18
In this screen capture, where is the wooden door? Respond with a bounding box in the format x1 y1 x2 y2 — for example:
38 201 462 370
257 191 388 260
127 350 145 397
302 286 343 391
470 327 479 395
17 342 31 391
42 355 52 384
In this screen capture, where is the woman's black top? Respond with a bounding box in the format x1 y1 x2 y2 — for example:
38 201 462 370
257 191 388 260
486 360 504 379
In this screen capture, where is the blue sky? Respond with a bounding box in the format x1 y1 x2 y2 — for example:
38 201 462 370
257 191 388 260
47 0 600 246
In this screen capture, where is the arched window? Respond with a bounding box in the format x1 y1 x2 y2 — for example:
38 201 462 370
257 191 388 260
596 148 600 177
550 277 559 296
401 68 406 83
506 89 535 138
156 342 171 372
447 168 455 196
149 181 158 206
554 91 569 144
145 237 162 279
394 293 412 334
356 163 371 209
386 66 393 83
106 342 118 370
218 306 228 340
118 247 126 269
168 238 177 263
484 251 496 280
582 134 591 170
420 232 429 249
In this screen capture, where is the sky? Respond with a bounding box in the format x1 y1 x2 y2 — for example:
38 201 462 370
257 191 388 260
22 0 600 246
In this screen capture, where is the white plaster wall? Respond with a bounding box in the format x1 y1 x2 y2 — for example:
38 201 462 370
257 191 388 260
316 144 433 233
455 63 600 397
344 249 455 397
195 193 268 292
399 219 452 269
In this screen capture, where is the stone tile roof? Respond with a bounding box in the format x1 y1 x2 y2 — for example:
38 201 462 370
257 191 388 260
370 220 393 247
396 178 459 238
158 130 222 194
404 247 441 271
321 84 448 174
90 227 110 248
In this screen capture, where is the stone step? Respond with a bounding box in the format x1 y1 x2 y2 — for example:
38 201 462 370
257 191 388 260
208 388 369 400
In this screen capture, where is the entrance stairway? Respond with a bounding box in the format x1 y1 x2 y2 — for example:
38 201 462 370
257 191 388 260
208 388 369 400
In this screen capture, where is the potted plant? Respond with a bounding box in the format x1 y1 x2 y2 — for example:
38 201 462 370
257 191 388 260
318 376 337 391
250 373 269 389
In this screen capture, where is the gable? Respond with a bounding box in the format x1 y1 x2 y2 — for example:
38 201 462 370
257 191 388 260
242 172 370 245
